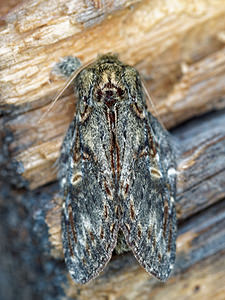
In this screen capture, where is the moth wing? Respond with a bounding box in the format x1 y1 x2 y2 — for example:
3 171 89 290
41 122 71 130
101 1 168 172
121 113 177 281
60 119 118 284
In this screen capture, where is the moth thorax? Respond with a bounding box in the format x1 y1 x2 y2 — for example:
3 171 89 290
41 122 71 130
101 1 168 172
95 85 126 107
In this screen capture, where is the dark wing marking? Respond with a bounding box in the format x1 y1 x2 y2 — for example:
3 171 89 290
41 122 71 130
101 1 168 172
120 110 176 281
60 112 118 284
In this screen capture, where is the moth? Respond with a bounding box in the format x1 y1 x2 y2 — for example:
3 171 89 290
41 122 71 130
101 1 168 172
58 54 177 284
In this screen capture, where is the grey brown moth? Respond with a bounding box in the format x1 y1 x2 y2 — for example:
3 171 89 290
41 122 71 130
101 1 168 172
58 54 177 284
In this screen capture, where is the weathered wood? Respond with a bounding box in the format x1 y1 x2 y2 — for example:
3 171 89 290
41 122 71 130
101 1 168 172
45 196 225 299
44 109 225 258
176 110 225 219
1 55 225 189
0 1 225 299
145 250 225 300
0 1 17 17
42 109 225 298
1 166 224 300
157 47 225 127
2 107 225 219
1 0 225 190
0 0 225 119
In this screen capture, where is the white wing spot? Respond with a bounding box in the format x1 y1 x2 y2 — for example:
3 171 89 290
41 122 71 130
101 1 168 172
61 178 66 185
71 256 77 264
69 269 76 276
81 214 91 231
168 168 176 177
71 172 82 185
155 153 160 162
150 167 162 178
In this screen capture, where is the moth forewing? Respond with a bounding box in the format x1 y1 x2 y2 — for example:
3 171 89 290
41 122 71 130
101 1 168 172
57 55 177 284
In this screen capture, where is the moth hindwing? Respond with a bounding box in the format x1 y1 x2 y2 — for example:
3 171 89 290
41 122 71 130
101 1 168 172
58 55 177 284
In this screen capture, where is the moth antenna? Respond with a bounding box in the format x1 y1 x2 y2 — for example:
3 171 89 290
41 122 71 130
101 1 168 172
142 80 165 129
38 59 94 123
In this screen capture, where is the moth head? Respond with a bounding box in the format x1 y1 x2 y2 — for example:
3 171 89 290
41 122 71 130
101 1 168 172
75 55 144 108
76 55 128 106
95 53 120 65
75 54 121 93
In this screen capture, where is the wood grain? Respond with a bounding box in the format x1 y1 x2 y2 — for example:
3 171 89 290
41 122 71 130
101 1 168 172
1 0 225 117
1 0 225 190
45 195 225 299
0 1 225 299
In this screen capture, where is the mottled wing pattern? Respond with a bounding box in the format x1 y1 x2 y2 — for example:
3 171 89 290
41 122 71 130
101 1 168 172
59 111 118 284
58 54 177 284
120 106 176 281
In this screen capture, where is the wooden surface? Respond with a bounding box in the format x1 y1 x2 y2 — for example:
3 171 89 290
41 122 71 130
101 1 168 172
1 0 225 189
62 200 225 300
44 110 225 299
0 1 225 300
